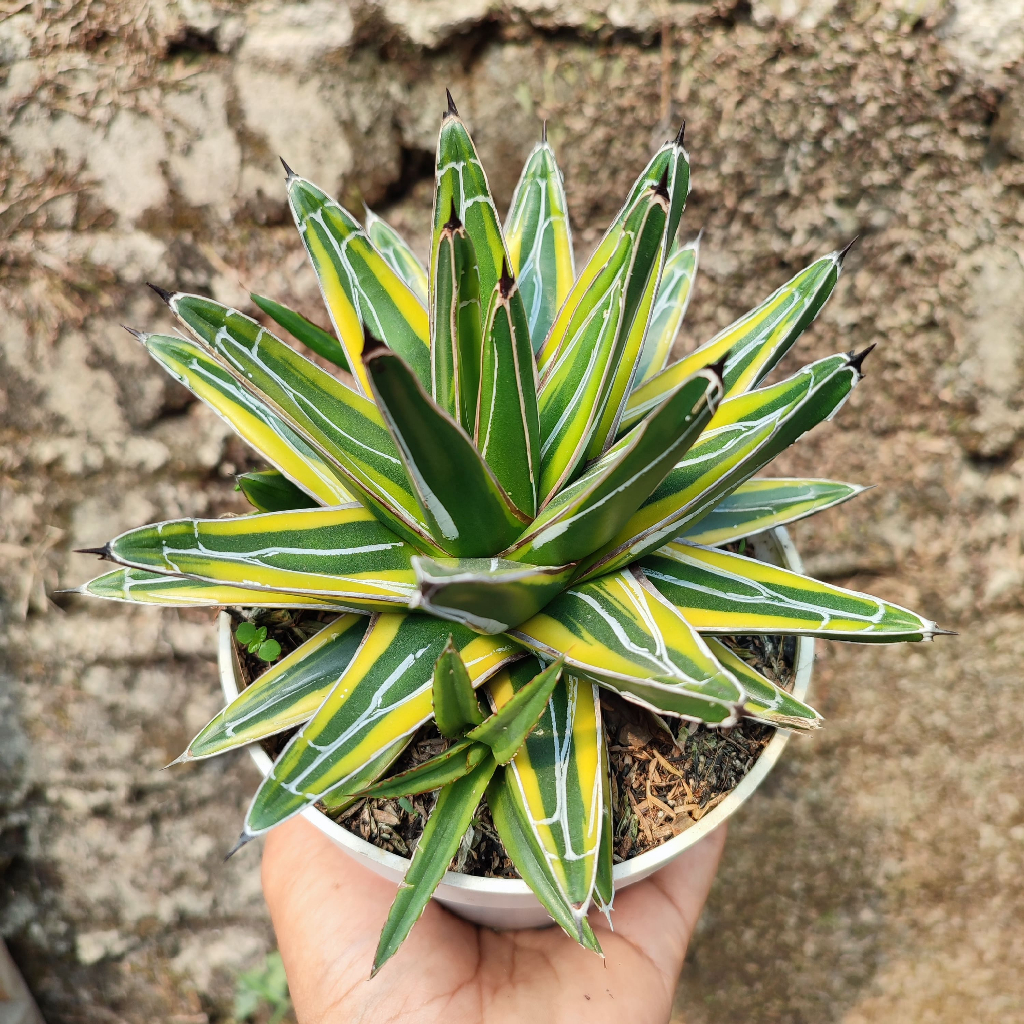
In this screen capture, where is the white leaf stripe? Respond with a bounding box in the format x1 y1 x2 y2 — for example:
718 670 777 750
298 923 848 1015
642 542 942 641
143 333 354 506
508 676 603 917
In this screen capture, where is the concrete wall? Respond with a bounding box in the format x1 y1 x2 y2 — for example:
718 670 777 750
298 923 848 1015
1 1 1022 1019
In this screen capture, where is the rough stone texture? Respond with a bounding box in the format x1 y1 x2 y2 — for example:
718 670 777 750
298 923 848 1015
2 1 1023 1020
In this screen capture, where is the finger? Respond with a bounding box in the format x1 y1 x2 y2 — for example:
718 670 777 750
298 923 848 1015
593 823 727 980
261 816 387 1016
261 816 479 1019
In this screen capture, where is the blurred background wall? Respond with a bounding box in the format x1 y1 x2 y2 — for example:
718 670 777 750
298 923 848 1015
1 0 1023 1020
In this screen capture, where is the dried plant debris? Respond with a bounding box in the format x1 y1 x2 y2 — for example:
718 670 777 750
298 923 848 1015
233 612 795 876
604 691 777 862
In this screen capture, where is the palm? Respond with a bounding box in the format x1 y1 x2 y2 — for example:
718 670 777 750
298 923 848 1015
262 816 726 1024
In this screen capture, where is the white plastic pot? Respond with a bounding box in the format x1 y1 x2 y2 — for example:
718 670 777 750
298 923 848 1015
219 526 813 931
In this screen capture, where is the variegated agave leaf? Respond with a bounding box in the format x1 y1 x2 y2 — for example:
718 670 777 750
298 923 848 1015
160 289 441 553
286 171 431 393
364 206 429 305
100 506 420 612
411 556 575 634
511 568 745 725
679 477 867 547
73 568 359 611
641 542 943 642
490 658 604 932
537 127 689 371
622 245 847 434
432 92 514 313
355 656 564 797
250 293 350 371
574 350 867 582
487 767 603 951
136 330 353 507
508 366 722 567
429 201 483 434
77 93 950 970
592 728 615 921
504 130 575 351
705 639 821 730
243 614 519 838
182 614 368 760
536 177 672 501
476 260 542 519
634 233 701 386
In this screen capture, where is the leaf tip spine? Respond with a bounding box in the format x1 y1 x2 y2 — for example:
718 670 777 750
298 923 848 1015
74 545 113 561
445 87 459 119
280 156 297 181
847 343 876 374
836 235 859 266
163 751 191 770
147 282 175 305
653 164 671 201
674 120 686 147
122 324 146 343
224 831 256 861
542 119 548 144
443 195 462 233
499 256 516 299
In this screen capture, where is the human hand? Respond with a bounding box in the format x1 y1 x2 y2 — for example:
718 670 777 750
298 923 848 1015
261 814 726 1024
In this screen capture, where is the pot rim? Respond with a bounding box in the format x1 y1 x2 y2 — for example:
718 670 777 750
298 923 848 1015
218 526 812 897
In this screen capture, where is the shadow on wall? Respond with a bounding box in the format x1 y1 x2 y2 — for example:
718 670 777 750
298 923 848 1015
675 755 883 1023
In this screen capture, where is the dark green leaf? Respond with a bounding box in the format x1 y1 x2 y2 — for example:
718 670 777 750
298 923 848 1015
355 739 489 799
432 638 484 738
363 339 528 556
237 469 320 513
466 656 564 764
373 755 497 974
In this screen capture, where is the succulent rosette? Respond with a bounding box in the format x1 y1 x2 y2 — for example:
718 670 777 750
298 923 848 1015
75 91 945 972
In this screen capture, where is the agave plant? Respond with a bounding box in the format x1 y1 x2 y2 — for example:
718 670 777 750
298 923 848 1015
75 91 946 972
